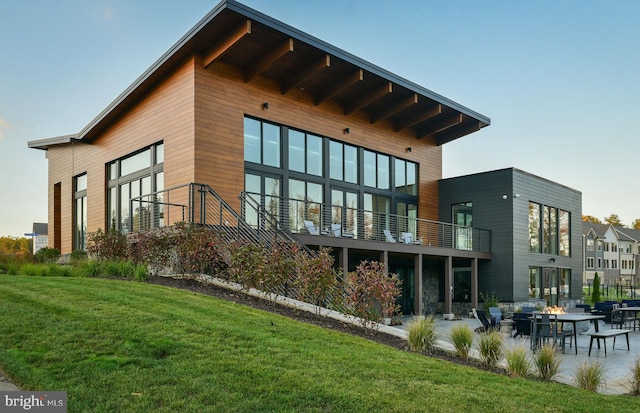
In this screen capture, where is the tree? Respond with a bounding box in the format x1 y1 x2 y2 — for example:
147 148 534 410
632 219 640 230
582 215 602 224
604 213 624 227
591 272 601 305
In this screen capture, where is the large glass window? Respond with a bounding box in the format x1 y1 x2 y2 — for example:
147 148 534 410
529 202 541 253
244 117 281 167
107 142 164 233
529 201 570 256
330 141 357 183
244 173 281 229
288 179 323 232
74 174 87 251
289 130 323 176
394 159 417 195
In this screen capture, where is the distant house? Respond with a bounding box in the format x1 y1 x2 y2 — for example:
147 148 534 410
582 222 640 287
28 0 585 314
32 223 48 254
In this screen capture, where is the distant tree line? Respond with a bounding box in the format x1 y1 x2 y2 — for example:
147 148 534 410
582 213 640 229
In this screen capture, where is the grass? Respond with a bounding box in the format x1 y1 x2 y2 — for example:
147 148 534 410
406 315 438 354
1 277 640 413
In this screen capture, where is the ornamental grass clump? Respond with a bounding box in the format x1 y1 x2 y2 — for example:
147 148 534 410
407 315 438 354
534 344 561 381
477 330 503 368
574 361 606 393
504 342 532 378
626 356 640 396
450 323 474 359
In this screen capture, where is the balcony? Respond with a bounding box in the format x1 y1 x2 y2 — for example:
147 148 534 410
244 193 491 254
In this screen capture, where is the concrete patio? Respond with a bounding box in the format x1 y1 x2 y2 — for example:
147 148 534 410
388 315 640 395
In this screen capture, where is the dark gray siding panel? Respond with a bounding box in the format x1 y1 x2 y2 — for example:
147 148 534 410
440 168 582 303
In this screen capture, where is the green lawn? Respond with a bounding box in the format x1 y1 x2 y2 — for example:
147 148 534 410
1 276 639 412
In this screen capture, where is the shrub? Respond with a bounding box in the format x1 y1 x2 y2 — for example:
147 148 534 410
69 249 88 264
574 361 606 392
172 223 228 276
626 356 640 396
504 343 531 378
406 315 438 354
87 229 129 261
480 291 500 310
34 247 61 263
345 260 401 332
227 241 265 288
449 323 474 359
591 272 601 305
260 241 299 302
129 227 176 274
534 344 561 381
477 330 503 368
295 247 341 315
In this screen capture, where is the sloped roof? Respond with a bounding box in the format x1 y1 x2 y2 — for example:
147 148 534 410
30 0 490 150
582 221 610 238
614 226 640 242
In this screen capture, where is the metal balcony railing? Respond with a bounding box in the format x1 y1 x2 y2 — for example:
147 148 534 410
244 193 491 253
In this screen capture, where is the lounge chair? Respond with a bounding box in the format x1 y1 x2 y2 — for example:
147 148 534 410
400 232 423 245
383 229 396 243
472 308 491 332
304 220 319 235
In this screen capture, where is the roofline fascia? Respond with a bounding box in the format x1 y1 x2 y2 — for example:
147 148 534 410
28 134 82 150
224 1 491 126
61 0 489 145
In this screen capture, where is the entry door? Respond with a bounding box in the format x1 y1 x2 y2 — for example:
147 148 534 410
543 268 558 306
331 188 358 237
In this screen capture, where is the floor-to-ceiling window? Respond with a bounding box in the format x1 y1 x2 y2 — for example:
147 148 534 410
106 142 164 233
529 266 570 306
453 202 472 250
73 173 87 251
243 116 418 238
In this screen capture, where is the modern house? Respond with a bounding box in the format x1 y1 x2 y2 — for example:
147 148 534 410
31 223 49 255
28 0 583 315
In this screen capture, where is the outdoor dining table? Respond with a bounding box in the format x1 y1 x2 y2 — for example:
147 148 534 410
619 307 640 331
530 313 605 354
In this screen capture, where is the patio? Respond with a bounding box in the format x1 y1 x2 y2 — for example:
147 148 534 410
388 315 640 395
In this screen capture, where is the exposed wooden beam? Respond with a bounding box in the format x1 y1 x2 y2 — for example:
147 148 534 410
344 82 392 115
416 114 463 139
244 38 294 82
394 103 441 132
281 54 330 95
370 93 417 124
314 69 363 105
203 20 251 69
434 120 482 145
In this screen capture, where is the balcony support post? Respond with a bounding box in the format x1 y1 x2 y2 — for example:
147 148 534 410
414 254 424 315
443 256 454 319
471 258 479 310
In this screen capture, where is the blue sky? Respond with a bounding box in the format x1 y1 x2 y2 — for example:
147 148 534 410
1 0 639 237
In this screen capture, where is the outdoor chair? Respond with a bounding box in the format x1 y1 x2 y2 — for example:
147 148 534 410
383 230 397 243
488 307 503 325
532 313 572 352
400 232 423 245
472 308 492 332
512 312 531 338
611 308 635 330
304 220 319 235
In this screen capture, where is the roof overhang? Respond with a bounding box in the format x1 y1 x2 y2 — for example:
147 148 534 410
29 0 490 150
28 134 81 151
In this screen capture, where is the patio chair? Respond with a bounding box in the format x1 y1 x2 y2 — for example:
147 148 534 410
400 232 423 245
330 223 341 237
512 312 531 338
532 313 572 352
488 307 503 325
611 308 634 330
472 308 492 332
383 230 397 243
304 220 319 235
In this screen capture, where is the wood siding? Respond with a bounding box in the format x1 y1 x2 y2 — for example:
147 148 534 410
45 54 443 253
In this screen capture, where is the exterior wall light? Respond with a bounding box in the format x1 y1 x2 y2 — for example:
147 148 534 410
262 102 269 110
343 128 350 134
